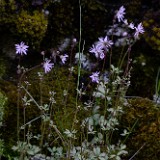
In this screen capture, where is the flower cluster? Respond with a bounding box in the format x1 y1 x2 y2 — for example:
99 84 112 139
115 6 145 39
15 42 69 74
134 22 145 39
90 6 145 87
89 35 113 59
12 5 147 160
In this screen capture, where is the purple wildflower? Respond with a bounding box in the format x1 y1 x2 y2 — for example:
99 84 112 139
90 72 100 83
89 44 104 58
123 19 128 25
128 22 135 29
115 6 126 22
134 23 145 39
123 19 135 29
15 42 29 55
122 32 128 37
99 52 105 59
98 36 113 50
43 60 54 73
60 54 69 64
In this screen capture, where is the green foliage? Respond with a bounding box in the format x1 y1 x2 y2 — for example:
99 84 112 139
121 98 160 160
1 66 86 153
143 19 160 51
24 66 87 134
1 1 159 159
143 5 160 51
0 0 17 14
0 139 4 157
0 0 48 49
26 66 76 107
0 0 17 26
1 64 129 158
15 10 48 48
0 90 8 157
0 91 7 126
0 80 19 158
126 0 142 18
0 58 6 78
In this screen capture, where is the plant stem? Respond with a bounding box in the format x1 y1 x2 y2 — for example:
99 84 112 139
76 0 82 108
129 142 146 160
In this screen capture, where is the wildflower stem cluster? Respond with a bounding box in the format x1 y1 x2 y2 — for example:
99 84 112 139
9 4 145 160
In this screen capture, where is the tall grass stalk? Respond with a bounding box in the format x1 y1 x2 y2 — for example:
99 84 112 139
75 0 82 108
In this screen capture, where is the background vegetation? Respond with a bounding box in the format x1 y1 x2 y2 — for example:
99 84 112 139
0 0 160 159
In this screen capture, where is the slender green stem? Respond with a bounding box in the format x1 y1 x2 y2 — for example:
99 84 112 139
20 115 42 129
76 0 82 108
119 45 131 70
23 107 26 141
122 119 139 144
155 67 160 95
52 125 67 147
17 85 20 141
21 85 41 110
73 0 84 132
129 142 146 160
17 57 21 141
118 46 125 67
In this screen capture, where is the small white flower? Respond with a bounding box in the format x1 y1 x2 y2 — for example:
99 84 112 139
15 42 29 55
120 129 130 136
64 129 77 139
60 54 68 64
134 22 145 39
115 6 126 22
43 59 54 73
